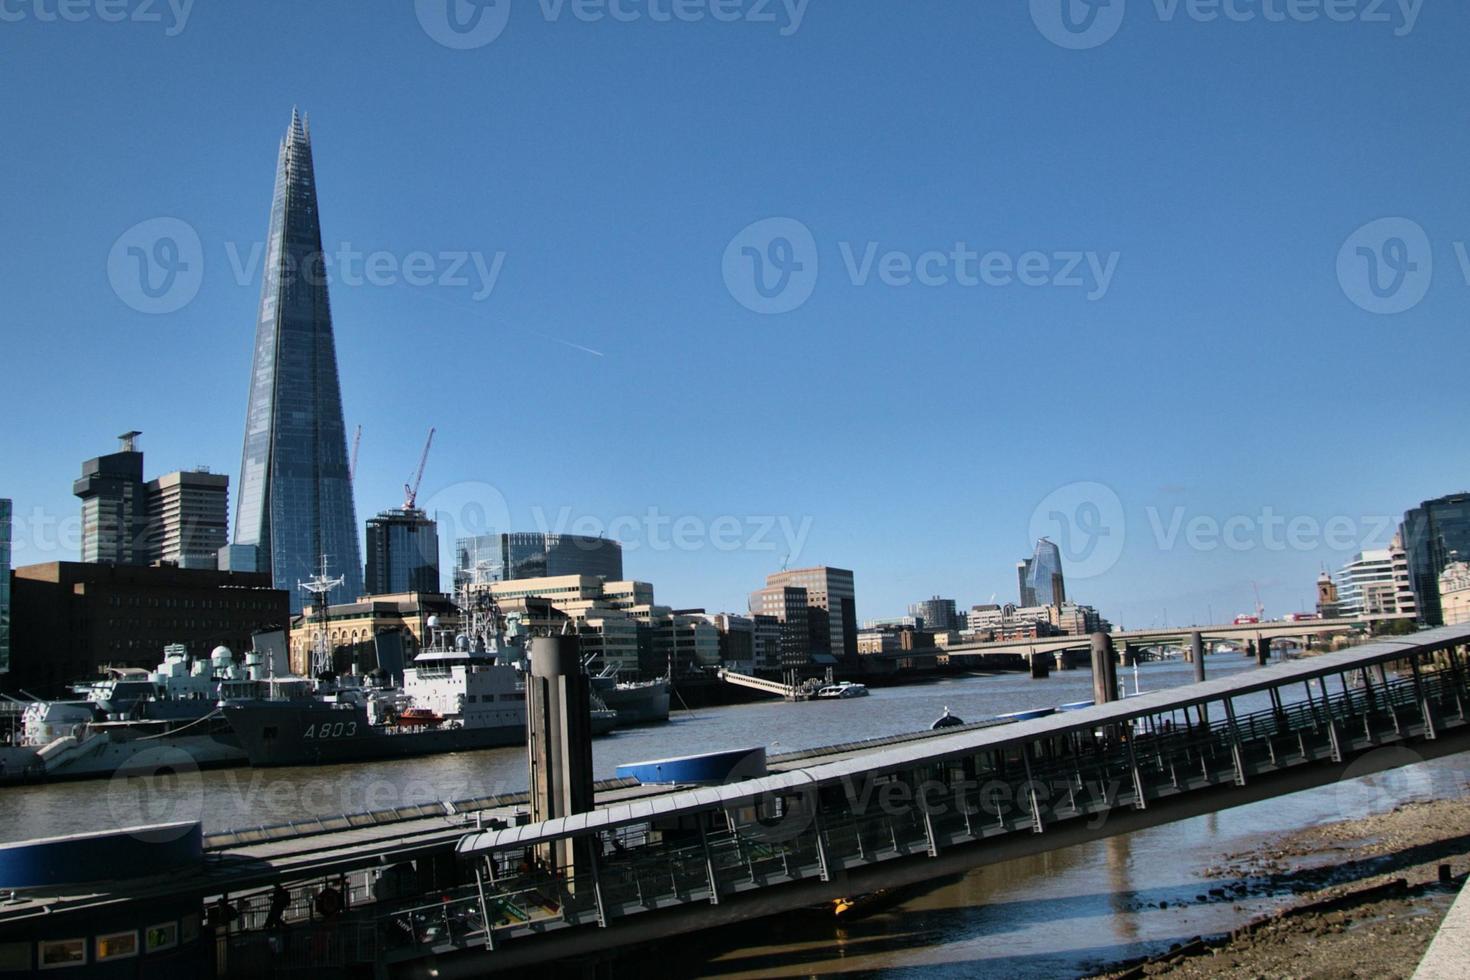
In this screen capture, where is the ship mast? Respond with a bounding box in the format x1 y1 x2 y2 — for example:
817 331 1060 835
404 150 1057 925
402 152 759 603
299 555 344 677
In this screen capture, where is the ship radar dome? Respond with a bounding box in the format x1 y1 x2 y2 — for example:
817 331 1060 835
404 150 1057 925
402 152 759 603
427 615 441 629
212 645 234 661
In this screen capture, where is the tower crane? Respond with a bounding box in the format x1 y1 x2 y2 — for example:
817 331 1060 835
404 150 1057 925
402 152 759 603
349 425 362 483
403 427 435 511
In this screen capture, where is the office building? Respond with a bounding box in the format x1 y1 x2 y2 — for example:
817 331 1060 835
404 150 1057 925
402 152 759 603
229 110 363 611
765 566 857 663
453 532 623 589
749 585 813 668
1020 538 1066 607
146 469 229 569
1333 543 1416 618
1402 494 1470 625
908 596 958 631
292 590 456 676
7 562 288 696
73 431 148 565
365 507 440 596
0 499 10 674
707 613 756 673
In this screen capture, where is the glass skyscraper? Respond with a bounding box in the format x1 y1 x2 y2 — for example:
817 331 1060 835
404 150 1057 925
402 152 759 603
230 110 362 611
1402 493 1470 625
453 533 623 589
1022 537 1066 607
365 508 441 596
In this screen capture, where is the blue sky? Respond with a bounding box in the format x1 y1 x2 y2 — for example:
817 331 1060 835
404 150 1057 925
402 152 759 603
2 1 1467 627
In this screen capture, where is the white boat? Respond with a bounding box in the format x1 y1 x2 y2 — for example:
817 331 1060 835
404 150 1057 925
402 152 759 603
815 681 870 700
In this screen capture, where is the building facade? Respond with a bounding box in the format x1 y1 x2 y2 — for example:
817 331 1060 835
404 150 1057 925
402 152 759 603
1020 538 1066 607
764 566 857 663
73 432 148 565
0 499 10 674
230 110 363 611
453 532 623 590
1402 494 1470 625
146 469 229 569
365 507 440 596
292 591 457 676
1440 562 1470 626
749 584 814 668
7 562 288 696
908 596 958 631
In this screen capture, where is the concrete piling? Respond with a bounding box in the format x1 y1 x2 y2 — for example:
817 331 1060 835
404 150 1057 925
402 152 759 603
1191 632 1206 684
1091 633 1118 704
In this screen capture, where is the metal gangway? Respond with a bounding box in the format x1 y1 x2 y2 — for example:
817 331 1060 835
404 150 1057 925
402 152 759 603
371 623 1470 976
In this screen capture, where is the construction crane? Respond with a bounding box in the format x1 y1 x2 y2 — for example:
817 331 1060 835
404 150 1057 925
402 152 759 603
1252 581 1266 622
403 427 435 511
349 425 362 483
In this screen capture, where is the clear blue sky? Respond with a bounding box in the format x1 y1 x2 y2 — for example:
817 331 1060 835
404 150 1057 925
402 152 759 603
2 1 1467 627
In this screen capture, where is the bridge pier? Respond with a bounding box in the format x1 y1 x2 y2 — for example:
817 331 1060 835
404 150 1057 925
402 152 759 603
1255 634 1269 666
1029 654 1050 679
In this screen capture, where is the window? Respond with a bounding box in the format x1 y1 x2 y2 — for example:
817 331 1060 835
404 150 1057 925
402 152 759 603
38 939 87 969
144 922 178 953
96 931 138 961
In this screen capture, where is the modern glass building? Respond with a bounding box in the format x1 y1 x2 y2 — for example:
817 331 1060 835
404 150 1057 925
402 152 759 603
230 110 362 612
365 508 440 596
1402 493 1470 625
1022 538 1066 607
453 533 623 589
0 498 11 674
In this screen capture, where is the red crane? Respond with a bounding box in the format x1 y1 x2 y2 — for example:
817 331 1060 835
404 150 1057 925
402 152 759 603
403 427 435 510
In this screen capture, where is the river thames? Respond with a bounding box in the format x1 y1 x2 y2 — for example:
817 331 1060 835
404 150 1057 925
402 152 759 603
2 655 1462 977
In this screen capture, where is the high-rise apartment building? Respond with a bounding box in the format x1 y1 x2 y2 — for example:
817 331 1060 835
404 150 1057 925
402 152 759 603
146 469 229 569
764 566 857 662
453 532 623 589
365 508 440 595
73 431 148 565
0 499 10 674
1402 494 1470 625
230 110 362 611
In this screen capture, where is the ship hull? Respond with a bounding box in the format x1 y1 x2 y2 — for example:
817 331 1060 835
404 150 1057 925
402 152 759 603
224 702 525 767
593 680 671 726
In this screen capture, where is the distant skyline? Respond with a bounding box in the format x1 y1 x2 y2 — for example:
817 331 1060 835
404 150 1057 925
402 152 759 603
3 3 1468 627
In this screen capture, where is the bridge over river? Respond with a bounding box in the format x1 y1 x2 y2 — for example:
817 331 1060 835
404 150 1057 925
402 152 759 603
0 623 1467 978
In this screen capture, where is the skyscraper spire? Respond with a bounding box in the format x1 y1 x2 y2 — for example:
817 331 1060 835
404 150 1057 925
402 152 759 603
229 110 362 612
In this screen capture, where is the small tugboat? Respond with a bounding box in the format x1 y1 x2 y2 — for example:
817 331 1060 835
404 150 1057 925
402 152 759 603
815 681 870 700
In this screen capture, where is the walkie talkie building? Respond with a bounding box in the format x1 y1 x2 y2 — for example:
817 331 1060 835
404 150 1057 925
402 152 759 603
228 110 362 611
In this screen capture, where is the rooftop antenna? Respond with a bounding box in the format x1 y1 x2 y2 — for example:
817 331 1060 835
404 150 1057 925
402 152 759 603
403 427 436 510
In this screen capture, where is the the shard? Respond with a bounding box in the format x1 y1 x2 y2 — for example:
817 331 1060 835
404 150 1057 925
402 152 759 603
227 109 362 611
